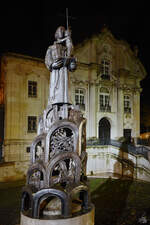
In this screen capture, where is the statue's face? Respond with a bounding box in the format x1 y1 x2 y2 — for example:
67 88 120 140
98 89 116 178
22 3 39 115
55 26 65 40
57 27 64 39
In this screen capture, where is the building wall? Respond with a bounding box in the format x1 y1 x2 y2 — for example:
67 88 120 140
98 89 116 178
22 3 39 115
86 146 150 182
1 54 49 163
0 28 147 181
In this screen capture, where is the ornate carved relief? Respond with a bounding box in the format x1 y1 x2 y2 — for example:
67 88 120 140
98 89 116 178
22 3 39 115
50 127 74 158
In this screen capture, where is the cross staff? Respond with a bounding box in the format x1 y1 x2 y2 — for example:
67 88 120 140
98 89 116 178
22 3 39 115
57 9 76 30
66 8 69 31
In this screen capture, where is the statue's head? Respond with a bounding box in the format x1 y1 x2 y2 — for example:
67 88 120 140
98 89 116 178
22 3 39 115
55 26 65 40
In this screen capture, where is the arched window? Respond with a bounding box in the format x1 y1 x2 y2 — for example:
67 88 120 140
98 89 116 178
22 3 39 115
99 87 111 112
124 95 131 113
75 88 85 111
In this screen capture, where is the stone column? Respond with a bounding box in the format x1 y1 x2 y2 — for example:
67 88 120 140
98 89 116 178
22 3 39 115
133 90 140 138
88 83 96 138
117 87 124 138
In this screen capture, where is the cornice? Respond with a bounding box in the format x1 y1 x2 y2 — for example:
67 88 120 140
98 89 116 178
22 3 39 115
76 61 98 70
70 79 89 86
1 52 44 63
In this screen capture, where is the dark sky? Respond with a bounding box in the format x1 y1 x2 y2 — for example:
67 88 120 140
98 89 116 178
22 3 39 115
0 5 150 106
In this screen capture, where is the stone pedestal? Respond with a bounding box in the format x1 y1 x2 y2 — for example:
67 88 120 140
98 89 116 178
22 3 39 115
20 205 95 225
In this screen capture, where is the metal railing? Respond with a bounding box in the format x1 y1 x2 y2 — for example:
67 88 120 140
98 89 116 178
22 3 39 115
86 138 150 160
75 103 85 111
86 138 110 146
100 105 111 112
137 138 150 146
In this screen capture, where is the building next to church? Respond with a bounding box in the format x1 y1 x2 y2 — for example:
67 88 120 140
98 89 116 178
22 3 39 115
0 27 149 182
0 54 49 180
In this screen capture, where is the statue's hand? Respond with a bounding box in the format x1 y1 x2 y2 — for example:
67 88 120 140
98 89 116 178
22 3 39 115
52 58 63 69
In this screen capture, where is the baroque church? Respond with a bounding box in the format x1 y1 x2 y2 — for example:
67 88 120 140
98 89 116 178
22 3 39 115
0 27 148 182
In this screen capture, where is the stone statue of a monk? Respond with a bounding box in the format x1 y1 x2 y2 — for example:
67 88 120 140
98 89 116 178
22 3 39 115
45 26 76 105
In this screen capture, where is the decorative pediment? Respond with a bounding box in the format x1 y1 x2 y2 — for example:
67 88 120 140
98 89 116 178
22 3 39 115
74 27 146 81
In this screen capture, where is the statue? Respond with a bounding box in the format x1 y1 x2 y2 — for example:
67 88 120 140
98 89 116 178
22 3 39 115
45 26 76 105
20 23 94 225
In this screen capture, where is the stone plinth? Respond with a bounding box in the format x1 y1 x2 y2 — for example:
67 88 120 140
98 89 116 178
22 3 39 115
20 205 95 225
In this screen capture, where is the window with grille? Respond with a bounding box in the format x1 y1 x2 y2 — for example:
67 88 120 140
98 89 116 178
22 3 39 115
28 116 37 133
100 59 110 80
99 87 111 112
75 89 85 110
28 81 37 97
124 95 131 113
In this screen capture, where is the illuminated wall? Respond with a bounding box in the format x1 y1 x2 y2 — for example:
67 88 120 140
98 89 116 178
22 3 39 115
1 53 49 163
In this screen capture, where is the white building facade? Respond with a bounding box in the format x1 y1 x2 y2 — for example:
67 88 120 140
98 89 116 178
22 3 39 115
70 28 146 143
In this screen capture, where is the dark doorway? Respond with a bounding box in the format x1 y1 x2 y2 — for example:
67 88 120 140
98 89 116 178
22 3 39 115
99 118 111 145
123 129 131 143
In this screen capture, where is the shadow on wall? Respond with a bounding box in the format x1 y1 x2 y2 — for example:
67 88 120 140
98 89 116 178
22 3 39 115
114 139 135 179
90 141 135 224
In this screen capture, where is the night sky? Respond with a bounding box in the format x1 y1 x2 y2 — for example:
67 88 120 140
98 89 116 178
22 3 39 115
0 5 150 107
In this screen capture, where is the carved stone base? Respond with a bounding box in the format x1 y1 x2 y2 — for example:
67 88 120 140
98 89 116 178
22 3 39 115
20 205 95 225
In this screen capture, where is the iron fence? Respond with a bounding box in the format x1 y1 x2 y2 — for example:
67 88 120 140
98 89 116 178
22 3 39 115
86 139 150 160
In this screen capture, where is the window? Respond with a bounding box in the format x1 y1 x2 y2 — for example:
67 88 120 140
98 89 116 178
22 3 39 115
28 81 37 97
124 129 131 143
75 89 85 110
99 87 111 112
28 116 37 133
124 95 131 113
26 147 30 153
100 59 110 80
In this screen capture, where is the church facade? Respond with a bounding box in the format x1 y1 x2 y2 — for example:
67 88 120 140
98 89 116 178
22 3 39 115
71 27 146 142
0 27 147 181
